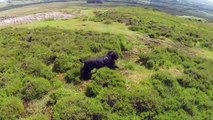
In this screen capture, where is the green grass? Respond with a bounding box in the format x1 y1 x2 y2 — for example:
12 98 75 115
202 49 213 60
18 18 136 36
92 7 213 50
0 3 8 8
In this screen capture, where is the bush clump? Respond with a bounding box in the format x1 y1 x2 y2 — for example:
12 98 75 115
21 77 51 101
65 68 81 84
139 48 184 70
85 82 102 98
92 68 125 89
21 57 55 79
53 96 105 120
52 55 78 73
0 97 24 120
89 43 102 53
85 68 125 98
128 26 140 31
20 114 49 120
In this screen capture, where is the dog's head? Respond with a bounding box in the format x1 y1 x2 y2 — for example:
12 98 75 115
107 51 118 60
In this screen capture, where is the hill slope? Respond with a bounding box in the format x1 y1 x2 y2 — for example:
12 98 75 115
0 4 212 120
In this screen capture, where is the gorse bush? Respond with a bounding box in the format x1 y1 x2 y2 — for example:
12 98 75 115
20 114 49 120
151 72 180 98
128 87 162 119
0 97 24 120
53 96 105 120
50 88 73 103
92 68 125 89
85 82 102 98
139 48 184 70
90 43 102 53
21 57 55 79
85 68 125 97
21 77 51 101
52 54 79 73
99 89 135 117
65 68 81 84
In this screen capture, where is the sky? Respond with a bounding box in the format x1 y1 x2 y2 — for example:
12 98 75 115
207 0 213 2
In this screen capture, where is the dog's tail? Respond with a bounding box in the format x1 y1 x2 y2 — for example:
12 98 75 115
79 59 84 63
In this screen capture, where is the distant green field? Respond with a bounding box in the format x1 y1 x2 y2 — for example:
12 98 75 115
18 19 136 36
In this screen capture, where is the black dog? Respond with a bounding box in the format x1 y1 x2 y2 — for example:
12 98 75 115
80 51 119 80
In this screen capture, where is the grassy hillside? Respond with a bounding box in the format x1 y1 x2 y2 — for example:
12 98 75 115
0 5 212 120
0 2 8 8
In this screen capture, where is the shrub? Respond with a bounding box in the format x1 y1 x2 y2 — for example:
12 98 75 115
139 53 158 70
92 68 125 89
177 75 193 88
65 68 81 84
53 55 79 73
151 72 180 98
103 20 112 24
53 96 105 120
154 110 191 120
50 88 73 104
161 98 181 111
139 48 184 70
21 77 51 101
85 82 102 98
89 43 102 53
21 57 54 79
20 114 49 120
148 33 157 38
85 68 126 98
0 73 11 87
119 39 132 51
183 67 211 92
4 77 23 96
29 43 54 65
51 79 63 89
98 89 134 117
128 26 140 31
0 97 24 120
122 60 137 70
178 89 199 116
146 59 155 69
152 72 176 87
128 87 162 119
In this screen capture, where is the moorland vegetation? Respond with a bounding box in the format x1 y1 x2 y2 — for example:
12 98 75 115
0 6 212 120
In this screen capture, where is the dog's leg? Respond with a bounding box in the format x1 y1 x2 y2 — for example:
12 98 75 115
84 69 92 80
80 67 84 80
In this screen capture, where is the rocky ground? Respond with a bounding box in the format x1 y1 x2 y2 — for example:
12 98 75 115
0 12 75 26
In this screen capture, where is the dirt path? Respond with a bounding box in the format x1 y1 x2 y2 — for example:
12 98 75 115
0 12 76 26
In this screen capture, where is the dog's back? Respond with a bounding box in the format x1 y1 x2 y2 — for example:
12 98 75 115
84 56 110 69
80 51 118 80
